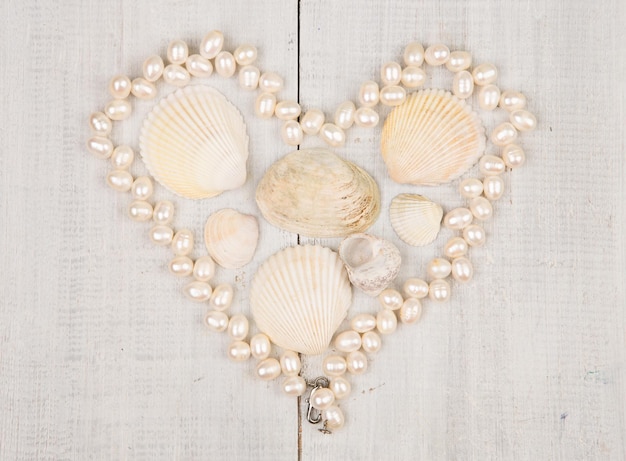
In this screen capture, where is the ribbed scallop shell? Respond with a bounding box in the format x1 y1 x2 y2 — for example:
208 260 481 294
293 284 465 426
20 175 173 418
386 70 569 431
204 209 259 269
390 194 443 246
139 85 249 199
256 149 380 238
250 245 352 356
381 89 485 185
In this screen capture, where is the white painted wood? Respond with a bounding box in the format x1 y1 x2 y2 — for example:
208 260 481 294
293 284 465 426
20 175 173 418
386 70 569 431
0 0 624 459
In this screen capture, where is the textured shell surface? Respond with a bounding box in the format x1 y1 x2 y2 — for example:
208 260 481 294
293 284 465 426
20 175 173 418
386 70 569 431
381 88 485 185
256 148 380 238
139 85 249 199
250 245 353 355
204 208 259 269
390 193 443 246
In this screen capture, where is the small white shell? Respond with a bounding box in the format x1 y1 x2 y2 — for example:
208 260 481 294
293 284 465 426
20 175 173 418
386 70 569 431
389 194 443 246
204 209 259 269
338 233 401 297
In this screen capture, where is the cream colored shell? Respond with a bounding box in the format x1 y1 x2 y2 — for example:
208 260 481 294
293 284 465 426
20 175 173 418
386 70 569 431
204 209 259 269
250 245 352 355
390 194 443 246
381 89 485 185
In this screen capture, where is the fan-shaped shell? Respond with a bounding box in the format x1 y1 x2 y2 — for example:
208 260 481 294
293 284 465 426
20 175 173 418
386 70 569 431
256 149 380 238
139 85 249 199
381 89 485 185
204 209 259 269
250 245 352 355
390 194 443 246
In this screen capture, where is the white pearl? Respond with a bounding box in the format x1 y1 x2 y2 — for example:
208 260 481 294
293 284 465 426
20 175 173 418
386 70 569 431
200 30 224 59
319 123 345 147
470 196 493 220
282 376 307 396
163 64 190 86
479 155 506 176
250 333 271 359
275 100 301 120
214 51 236 78
131 176 153 201
106 170 133 192
128 200 153 222
171 229 194 256
167 39 188 65
234 44 257 65
153 201 175 225
491 122 518 146
143 55 164 82
323 355 347 376
185 54 213 78
228 314 249 340
227 341 251 362
322 406 345 430
168 256 193 277
193 255 215 282
346 350 368 375
354 107 379 128
238 65 260 90
259 72 284 93
443 237 468 259
334 101 356 129
510 109 537 132
379 85 406 106
378 288 403 310
446 50 472 72
402 278 429 299
183 281 212 302
110 145 134 170
459 178 484 199
256 358 282 381
86 136 113 159
424 43 450 66
204 310 228 332
334 330 361 353
255 92 276 119
502 144 525 168
499 90 526 111
88 111 112 136
427 258 452 279
451 257 473 283
403 42 425 66
472 63 498 86
280 350 301 376
400 298 423 324
429 279 451 302
452 70 474 99
300 109 325 135
376 309 397 335
463 224 486 247
104 99 132 121
358 80 379 107
310 387 335 410
443 207 473 230
350 314 376 333
209 283 234 311
109 75 131 99
478 84 501 111
400 66 426 88
380 61 402 85
330 377 351 400
361 331 382 353
149 225 173 245
131 78 157 100
483 176 505 201
281 120 303 146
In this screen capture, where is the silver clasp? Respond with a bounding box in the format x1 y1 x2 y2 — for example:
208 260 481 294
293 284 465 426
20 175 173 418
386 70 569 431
305 377 332 434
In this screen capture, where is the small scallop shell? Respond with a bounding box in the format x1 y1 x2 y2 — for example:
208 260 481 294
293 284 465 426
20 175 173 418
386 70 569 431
390 194 443 246
381 89 485 185
250 245 353 356
204 209 259 269
139 85 249 199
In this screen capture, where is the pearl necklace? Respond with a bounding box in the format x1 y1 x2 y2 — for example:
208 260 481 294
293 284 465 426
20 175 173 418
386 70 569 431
86 30 535 434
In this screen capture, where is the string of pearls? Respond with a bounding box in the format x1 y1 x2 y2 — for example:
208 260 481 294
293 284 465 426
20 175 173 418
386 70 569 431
86 30 535 433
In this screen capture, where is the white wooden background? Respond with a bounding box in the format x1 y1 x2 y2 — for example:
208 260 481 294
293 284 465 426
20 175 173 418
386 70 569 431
1 0 624 459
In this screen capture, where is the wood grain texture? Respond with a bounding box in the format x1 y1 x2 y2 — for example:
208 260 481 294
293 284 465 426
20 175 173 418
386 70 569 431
0 0 624 460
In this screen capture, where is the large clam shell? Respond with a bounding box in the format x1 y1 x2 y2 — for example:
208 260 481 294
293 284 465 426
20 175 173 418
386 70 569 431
256 148 380 238
204 208 259 269
250 245 352 355
390 193 443 246
381 89 485 185
139 85 249 199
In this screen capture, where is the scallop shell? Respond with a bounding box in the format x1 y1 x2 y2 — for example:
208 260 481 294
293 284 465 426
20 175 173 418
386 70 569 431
139 85 249 199
381 89 485 185
390 194 443 246
250 245 352 355
204 209 259 269
256 148 380 238
338 233 401 297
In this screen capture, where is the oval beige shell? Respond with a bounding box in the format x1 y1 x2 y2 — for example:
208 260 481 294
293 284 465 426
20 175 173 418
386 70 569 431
390 194 443 246
250 245 352 355
256 148 380 238
381 89 485 185
139 85 249 199
204 209 259 269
